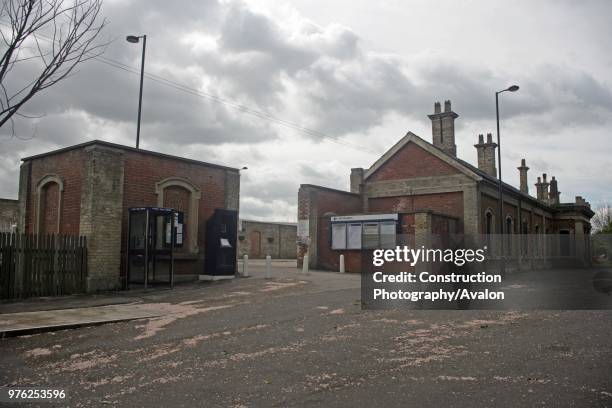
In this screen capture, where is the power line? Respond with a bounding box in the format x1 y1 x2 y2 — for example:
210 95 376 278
0 21 377 154
96 55 376 153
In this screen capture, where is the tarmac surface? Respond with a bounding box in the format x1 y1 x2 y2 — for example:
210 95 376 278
1 260 611 407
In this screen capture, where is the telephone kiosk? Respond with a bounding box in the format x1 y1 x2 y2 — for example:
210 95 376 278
126 207 179 289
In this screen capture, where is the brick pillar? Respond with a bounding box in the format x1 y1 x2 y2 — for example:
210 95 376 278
224 170 240 211
297 186 318 269
350 168 364 193
79 145 125 292
574 220 586 267
17 161 31 233
225 169 241 274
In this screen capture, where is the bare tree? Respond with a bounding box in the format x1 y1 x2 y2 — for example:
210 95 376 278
592 203 612 234
0 0 107 133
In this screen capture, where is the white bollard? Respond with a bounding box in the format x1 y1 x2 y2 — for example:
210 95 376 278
265 255 271 279
339 254 345 273
243 254 249 277
302 254 309 274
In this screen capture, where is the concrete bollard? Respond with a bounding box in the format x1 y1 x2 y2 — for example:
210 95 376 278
302 254 309 274
265 255 271 279
243 254 249 277
339 254 345 273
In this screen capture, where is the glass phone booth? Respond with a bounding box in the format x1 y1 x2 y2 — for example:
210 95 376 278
127 207 177 289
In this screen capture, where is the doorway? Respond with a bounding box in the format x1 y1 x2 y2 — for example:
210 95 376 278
249 231 261 258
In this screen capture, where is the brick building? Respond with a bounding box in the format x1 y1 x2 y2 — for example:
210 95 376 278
0 198 18 232
237 219 297 259
16 140 240 290
297 100 594 272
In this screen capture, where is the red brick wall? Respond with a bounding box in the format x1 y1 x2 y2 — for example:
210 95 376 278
308 187 362 271
24 149 86 235
122 151 226 244
367 143 459 181
121 150 229 275
369 192 463 222
317 217 364 272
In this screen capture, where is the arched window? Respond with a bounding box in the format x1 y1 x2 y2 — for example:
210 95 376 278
485 209 494 235
155 177 201 253
505 216 514 256
505 216 513 234
36 174 64 234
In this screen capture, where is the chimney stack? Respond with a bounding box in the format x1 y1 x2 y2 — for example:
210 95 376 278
549 176 560 205
474 133 497 177
517 158 529 194
428 100 458 157
535 174 550 201
350 168 364 194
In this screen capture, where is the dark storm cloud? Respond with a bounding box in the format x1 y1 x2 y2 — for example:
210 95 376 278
1 0 611 214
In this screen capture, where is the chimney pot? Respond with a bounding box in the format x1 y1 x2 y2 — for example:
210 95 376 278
444 100 451 112
434 102 441 113
478 134 484 144
486 133 493 143
517 158 529 194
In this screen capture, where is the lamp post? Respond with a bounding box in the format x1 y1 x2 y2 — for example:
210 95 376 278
495 84 519 275
126 34 147 149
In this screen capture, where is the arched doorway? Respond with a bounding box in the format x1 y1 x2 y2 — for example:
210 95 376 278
36 174 64 235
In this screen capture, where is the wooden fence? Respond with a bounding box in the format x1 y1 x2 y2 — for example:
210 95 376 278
0 233 87 300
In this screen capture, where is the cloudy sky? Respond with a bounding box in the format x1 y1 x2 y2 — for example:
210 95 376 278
1 0 611 221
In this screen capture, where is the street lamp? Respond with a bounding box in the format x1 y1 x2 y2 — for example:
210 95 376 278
495 84 519 275
126 34 147 149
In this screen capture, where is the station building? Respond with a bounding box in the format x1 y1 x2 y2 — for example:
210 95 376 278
15 140 240 290
297 101 594 272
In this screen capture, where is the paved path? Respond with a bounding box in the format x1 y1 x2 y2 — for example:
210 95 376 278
0 304 165 337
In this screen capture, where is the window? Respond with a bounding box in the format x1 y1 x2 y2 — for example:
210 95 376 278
505 216 514 256
485 210 493 235
331 223 347 249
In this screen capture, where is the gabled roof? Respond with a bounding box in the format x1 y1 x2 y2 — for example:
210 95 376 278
21 139 239 172
364 131 557 210
364 131 482 181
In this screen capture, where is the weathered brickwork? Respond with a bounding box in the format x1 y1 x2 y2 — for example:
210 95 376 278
297 185 362 269
238 220 297 259
17 140 240 291
368 143 459 182
0 198 18 231
79 146 125 291
297 101 594 272
23 148 86 235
